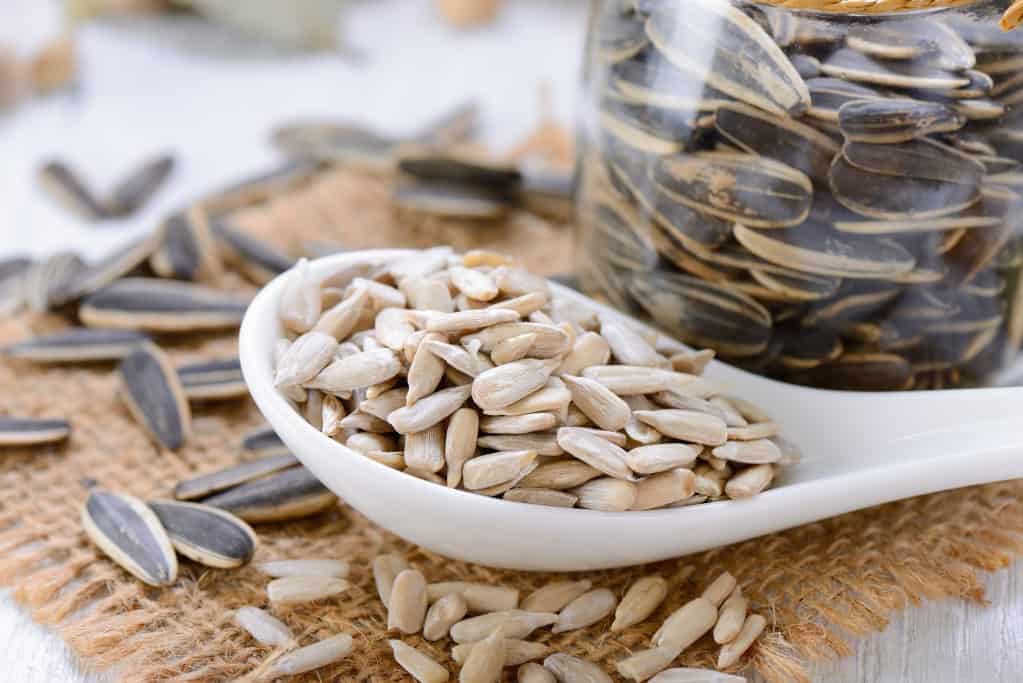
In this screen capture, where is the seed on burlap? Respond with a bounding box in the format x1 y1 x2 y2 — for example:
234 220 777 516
561 375 630 432
491 333 536 364
0 416 71 446
450 611 558 644
725 465 774 499
233 606 293 647
713 590 748 644
483 379 572 417
558 332 611 377
626 444 700 475
653 597 718 651
390 640 451 683
542 653 613 683
373 553 409 607
81 489 178 587
426 309 520 334
617 645 678 683
267 575 350 603
472 359 560 411
308 348 402 393
279 258 321 334
480 412 558 435
460 627 506 683
463 450 538 490
314 284 369 339
257 559 350 578
269 633 354 676
612 576 668 631
424 591 469 641
717 613 766 668
148 500 256 568
553 588 617 633
522 579 592 613
504 488 578 507
389 384 473 434
649 668 747 683
200 466 337 522
571 477 637 512
712 439 781 464
2 328 149 364
454 640 549 667
428 582 520 613
401 275 456 313
119 341 191 450
518 662 556 683
701 572 737 607
634 410 727 446
557 427 634 480
388 568 429 634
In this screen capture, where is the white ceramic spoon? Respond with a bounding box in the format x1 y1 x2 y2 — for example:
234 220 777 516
240 249 1023 571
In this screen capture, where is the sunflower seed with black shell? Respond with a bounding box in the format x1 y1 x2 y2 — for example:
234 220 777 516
800 279 902 327
81 489 178 586
821 48 971 91
150 207 222 282
597 6 648 63
57 231 164 306
397 152 521 194
174 453 299 501
714 102 838 185
38 160 106 220
785 352 914 391
81 278 250 332
148 500 257 568
24 251 86 311
0 416 71 446
3 328 149 364
829 155 980 220
106 154 175 217
200 160 322 215
734 220 917 279
392 178 511 219
644 1 809 116
846 18 975 70
652 152 812 228
119 341 191 450
805 77 885 122
177 358 247 401
210 219 295 285
242 426 288 457
838 99 965 144
628 271 772 357
200 466 337 523
841 138 985 185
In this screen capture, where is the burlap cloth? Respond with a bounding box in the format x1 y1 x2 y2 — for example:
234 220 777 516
2 168 1022 683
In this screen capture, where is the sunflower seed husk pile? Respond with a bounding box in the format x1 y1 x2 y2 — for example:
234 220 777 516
577 0 1023 391
273 248 796 509
234 550 762 681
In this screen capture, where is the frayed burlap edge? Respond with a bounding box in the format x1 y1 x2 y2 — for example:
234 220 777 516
0 168 1020 682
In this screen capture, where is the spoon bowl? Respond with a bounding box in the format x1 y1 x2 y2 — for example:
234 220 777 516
240 249 1023 571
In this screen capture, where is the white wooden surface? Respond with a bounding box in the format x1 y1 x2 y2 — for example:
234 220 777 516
1 1 1020 681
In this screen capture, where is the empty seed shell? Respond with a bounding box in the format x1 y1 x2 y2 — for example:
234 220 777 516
200 466 336 522
81 489 177 586
81 278 249 332
119 341 191 450
148 500 256 568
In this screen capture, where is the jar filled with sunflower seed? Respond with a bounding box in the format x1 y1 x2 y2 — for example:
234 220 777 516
576 0 1023 390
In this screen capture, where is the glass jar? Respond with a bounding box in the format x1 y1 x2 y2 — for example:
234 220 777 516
576 0 1023 390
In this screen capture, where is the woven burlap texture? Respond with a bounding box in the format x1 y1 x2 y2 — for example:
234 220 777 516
1 169 1021 683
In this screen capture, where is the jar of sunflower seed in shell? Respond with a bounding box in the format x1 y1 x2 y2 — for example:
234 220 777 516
575 0 1023 390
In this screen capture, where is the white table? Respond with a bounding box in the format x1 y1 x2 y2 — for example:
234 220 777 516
2 2 1020 680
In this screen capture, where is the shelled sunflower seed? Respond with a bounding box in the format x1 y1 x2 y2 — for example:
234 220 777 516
576 1 1023 391
273 249 796 508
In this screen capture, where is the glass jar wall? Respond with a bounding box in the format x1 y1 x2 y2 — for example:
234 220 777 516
576 0 1023 390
